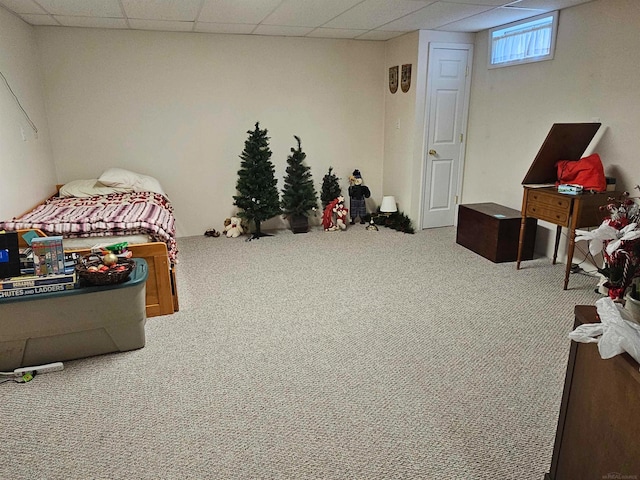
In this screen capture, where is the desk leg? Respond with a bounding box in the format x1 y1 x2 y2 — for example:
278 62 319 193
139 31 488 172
552 225 562 265
563 228 576 290
516 215 527 270
517 189 529 270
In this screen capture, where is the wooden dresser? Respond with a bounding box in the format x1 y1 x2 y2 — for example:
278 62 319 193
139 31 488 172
545 305 640 480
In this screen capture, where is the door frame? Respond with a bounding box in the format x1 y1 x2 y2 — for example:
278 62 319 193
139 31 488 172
419 42 474 230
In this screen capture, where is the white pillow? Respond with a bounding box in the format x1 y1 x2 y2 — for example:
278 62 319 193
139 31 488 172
98 168 166 196
98 168 143 188
135 175 166 196
59 179 133 198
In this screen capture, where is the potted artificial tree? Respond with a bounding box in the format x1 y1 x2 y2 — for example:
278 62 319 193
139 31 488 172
320 166 341 210
281 136 318 233
233 122 281 240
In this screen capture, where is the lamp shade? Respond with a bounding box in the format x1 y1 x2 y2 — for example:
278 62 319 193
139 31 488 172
380 196 398 213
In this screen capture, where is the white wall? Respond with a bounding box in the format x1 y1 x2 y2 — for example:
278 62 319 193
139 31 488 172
35 27 385 237
0 8 56 221
4 0 635 252
383 32 419 216
464 0 640 258
383 30 474 224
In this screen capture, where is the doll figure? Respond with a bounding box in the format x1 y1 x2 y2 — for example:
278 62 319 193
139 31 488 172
348 169 371 224
322 196 348 231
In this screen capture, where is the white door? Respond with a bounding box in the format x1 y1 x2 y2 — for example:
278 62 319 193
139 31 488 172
422 44 472 229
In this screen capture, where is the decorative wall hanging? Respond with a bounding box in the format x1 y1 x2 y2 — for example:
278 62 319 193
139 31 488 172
388 66 398 94
401 64 412 93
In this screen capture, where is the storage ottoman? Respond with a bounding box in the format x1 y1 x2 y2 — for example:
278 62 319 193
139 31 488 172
456 203 536 263
0 259 148 370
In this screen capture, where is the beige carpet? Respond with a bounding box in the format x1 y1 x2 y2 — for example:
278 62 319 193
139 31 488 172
0 226 600 479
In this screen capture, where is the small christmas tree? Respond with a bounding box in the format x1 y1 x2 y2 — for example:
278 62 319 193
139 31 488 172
382 211 415 234
321 167 342 209
281 136 318 222
233 122 281 239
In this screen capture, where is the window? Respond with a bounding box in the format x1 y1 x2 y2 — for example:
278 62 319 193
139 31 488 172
489 11 558 68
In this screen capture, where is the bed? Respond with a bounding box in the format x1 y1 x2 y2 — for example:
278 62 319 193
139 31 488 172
0 169 179 317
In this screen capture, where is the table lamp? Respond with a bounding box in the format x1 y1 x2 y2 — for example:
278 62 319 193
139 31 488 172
380 196 398 214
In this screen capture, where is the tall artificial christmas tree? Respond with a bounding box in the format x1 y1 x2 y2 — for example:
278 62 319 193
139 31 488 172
281 136 318 233
320 166 342 209
233 122 281 239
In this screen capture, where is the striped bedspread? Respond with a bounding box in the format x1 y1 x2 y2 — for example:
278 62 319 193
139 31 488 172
1 191 178 263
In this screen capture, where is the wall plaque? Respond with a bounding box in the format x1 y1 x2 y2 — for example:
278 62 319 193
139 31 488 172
388 66 398 94
401 64 412 93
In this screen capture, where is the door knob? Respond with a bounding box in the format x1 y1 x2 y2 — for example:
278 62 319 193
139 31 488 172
428 149 437 155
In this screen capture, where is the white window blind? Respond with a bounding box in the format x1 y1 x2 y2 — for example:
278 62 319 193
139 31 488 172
489 12 558 68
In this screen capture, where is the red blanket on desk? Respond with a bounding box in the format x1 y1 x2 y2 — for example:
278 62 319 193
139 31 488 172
555 153 606 192
0 191 178 263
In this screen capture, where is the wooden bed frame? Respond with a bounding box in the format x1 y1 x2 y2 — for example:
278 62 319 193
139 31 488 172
13 188 179 318
16 229 178 318
73 243 178 317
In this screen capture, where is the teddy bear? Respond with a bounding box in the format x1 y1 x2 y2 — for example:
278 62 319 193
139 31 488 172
224 216 244 238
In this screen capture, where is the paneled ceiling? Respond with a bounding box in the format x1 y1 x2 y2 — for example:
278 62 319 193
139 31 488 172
0 0 595 40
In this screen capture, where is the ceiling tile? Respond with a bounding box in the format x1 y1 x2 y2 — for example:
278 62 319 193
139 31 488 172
441 0 513 5
262 0 362 27
20 13 59 25
198 0 281 24
128 19 194 32
380 1 494 30
438 5 545 32
36 0 123 17
54 15 128 28
307 27 368 39
357 30 407 40
194 22 256 34
252 25 315 37
0 0 46 14
510 0 593 8
121 0 202 21
324 0 436 30
2 0 596 37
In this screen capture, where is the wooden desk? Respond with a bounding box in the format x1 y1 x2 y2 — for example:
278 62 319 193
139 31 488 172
545 305 640 480
516 187 614 290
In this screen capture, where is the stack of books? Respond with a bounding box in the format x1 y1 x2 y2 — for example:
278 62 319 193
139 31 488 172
0 271 78 299
0 232 84 300
31 236 65 276
20 244 78 275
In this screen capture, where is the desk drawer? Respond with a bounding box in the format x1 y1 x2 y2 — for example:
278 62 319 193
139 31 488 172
526 203 570 226
529 190 572 209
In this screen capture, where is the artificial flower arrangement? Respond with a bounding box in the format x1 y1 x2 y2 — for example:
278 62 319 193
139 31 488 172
575 185 640 300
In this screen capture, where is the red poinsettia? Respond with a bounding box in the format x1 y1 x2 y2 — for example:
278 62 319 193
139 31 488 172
576 186 640 300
